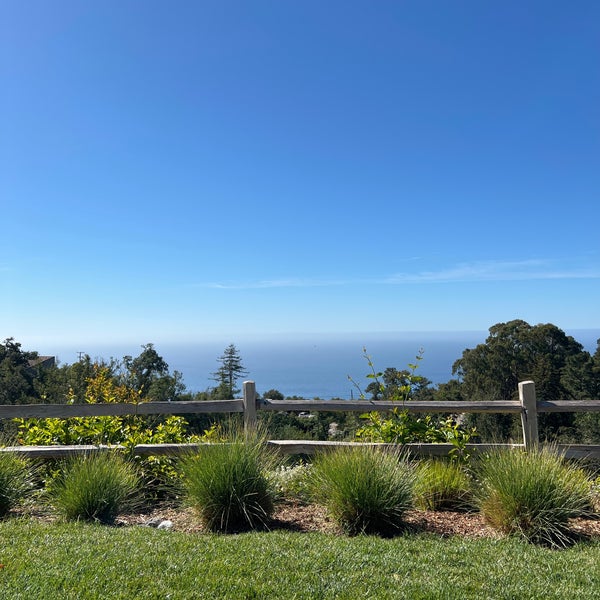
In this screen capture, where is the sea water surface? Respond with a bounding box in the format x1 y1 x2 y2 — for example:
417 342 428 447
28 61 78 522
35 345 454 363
46 329 600 400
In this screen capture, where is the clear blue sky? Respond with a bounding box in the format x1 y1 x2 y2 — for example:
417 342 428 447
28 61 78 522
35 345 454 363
2 1 599 350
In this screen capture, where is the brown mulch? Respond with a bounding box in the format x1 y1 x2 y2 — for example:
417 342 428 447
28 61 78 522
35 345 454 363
119 500 600 540
13 501 600 540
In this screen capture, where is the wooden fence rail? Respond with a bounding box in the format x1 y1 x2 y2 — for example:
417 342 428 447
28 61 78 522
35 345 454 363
1 380 600 460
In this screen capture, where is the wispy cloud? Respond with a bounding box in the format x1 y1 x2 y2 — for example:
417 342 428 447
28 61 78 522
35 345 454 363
200 278 352 290
194 259 600 289
385 259 600 284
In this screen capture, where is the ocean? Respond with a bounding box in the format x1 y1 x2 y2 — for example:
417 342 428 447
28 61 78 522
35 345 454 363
47 329 600 400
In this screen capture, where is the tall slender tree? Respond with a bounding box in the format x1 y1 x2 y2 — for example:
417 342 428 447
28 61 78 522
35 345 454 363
211 344 248 399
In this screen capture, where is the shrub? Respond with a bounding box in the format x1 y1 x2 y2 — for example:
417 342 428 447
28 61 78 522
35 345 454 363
476 446 594 546
414 459 472 511
181 431 280 532
309 445 414 535
351 349 476 461
15 365 204 498
49 451 139 523
0 452 35 517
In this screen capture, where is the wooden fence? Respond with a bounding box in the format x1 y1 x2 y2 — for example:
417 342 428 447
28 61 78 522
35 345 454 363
2 380 600 459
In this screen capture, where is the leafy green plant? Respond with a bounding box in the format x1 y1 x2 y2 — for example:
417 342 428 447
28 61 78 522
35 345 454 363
49 451 139 523
351 348 476 462
476 446 594 546
14 365 203 495
414 459 472 511
309 445 414 535
181 429 280 532
0 451 35 516
349 347 425 405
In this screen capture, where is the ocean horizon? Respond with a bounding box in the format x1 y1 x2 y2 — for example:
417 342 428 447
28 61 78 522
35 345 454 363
39 329 600 400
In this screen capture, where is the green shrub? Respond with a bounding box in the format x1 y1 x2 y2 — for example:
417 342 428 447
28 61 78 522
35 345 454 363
181 431 280 532
414 459 472 511
351 349 476 461
49 451 139 523
14 365 205 497
476 446 594 546
16 414 201 497
0 452 35 516
309 446 414 535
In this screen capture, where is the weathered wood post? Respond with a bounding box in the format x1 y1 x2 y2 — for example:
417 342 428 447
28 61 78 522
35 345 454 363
519 380 538 450
243 380 257 432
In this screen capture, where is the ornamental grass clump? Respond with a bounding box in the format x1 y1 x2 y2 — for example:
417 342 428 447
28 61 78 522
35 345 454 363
476 446 594 547
414 459 473 511
309 445 414 536
0 452 35 517
49 451 139 523
181 431 280 533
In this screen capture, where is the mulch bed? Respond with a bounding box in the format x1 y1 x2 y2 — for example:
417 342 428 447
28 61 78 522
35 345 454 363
13 500 600 541
120 500 600 540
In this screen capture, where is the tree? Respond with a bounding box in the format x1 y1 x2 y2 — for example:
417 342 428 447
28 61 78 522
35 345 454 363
0 338 39 404
123 344 168 394
451 320 593 441
34 354 98 404
365 368 432 401
569 338 600 443
453 320 584 402
433 379 465 403
211 344 248 400
122 344 185 402
261 389 284 401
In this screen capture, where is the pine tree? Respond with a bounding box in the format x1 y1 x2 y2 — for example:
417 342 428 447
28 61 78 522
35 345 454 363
211 344 248 399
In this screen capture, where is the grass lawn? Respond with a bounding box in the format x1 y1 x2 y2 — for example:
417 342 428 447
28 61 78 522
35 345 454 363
1 520 599 599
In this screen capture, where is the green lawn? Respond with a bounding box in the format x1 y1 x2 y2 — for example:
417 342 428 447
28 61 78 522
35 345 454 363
1 520 599 599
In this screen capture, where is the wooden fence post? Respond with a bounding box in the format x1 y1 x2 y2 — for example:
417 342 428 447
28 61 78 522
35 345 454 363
243 380 257 432
519 380 538 450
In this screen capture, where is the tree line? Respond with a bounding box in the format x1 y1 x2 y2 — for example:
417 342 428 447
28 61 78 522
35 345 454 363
1 320 599 443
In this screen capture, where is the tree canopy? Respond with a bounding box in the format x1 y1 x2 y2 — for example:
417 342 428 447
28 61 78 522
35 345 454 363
451 320 600 441
0 338 39 404
452 320 592 401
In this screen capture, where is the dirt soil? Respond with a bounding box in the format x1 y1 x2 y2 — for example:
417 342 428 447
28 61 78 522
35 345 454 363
112 500 600 540
15 500 600 541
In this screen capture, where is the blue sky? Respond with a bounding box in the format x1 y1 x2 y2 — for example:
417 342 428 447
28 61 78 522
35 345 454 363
1 0 599 350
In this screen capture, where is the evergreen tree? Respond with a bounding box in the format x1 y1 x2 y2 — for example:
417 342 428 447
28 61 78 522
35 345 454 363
211 344 248 399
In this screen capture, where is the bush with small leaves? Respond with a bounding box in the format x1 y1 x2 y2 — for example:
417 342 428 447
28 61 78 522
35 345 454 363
15 365 203 498
309 446 414 535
